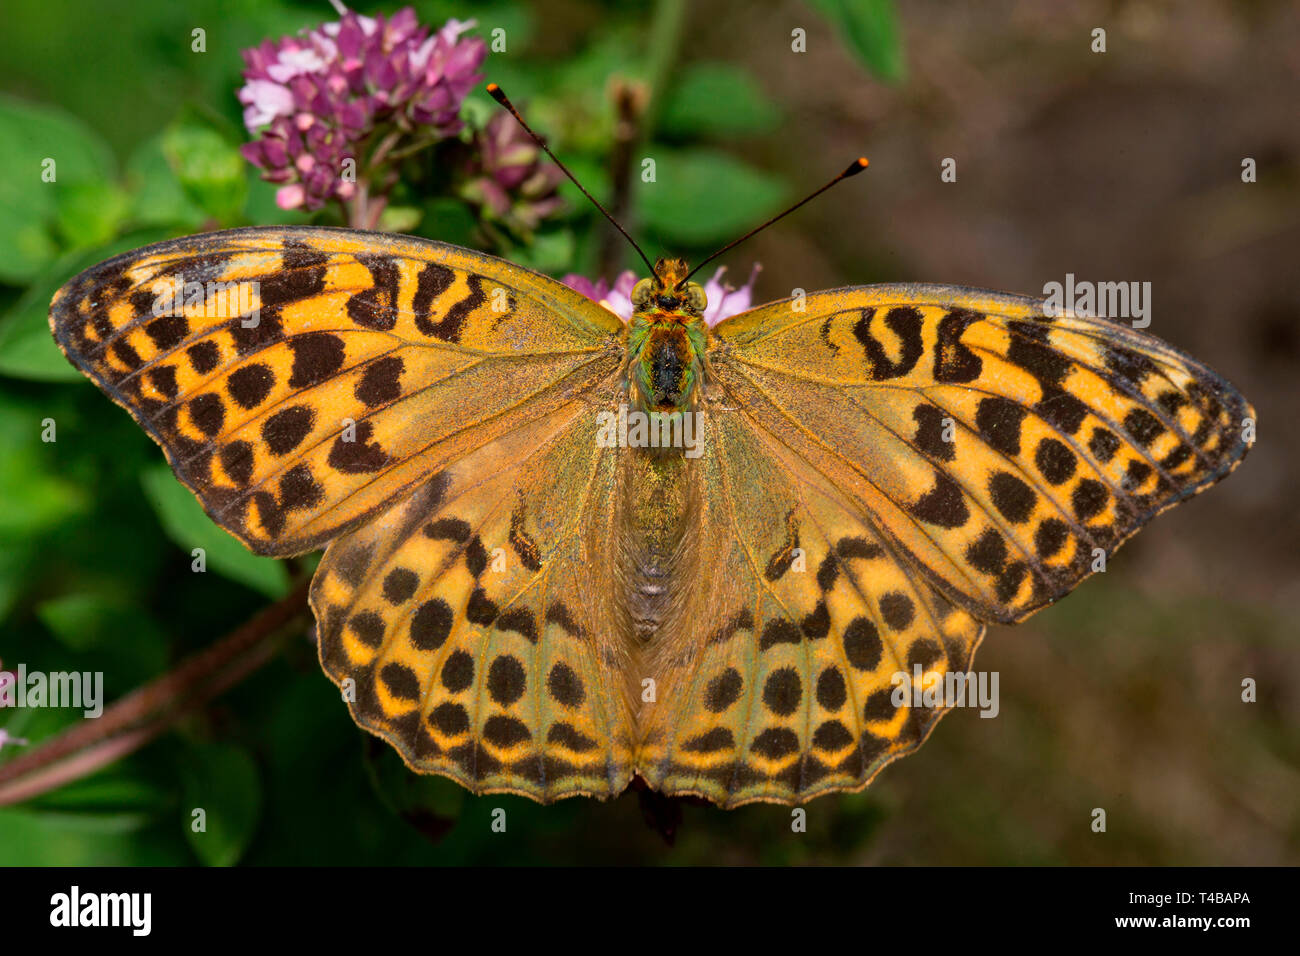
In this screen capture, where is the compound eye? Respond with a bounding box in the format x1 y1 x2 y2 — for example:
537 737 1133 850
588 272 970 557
631 278 654 308
684 282 707 314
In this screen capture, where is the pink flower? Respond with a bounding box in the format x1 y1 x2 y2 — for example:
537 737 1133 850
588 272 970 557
0 728 27 751
238 4 486 211
563 263 761 326
701 264 762 326
459 111 564 236
562 270 638 319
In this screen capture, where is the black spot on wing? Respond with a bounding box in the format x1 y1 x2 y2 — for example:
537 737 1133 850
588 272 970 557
912 403 955 461
262 405 315 455
345 254 400 331
933 308 983 383
354 355 404 407
853 306 924 380
227 362 274 409
910 470 970 528
288 332 346 389
327 421 392 473
975 397 1027 457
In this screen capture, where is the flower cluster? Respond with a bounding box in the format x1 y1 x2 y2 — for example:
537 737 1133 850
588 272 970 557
238 5 486 212
459 111 565 236
563 263 762 326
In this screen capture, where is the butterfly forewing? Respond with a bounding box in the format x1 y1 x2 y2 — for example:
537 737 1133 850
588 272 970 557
52 225 635 801
49 227 624 556
709 285 1254 625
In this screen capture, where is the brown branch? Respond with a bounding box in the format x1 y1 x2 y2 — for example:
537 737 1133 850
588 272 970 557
0 577 312 806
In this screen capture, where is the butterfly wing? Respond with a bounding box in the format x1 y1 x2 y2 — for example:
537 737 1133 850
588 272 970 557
51 226 635 800
312 391 636 800
635 284 1253 806
49 226 624 556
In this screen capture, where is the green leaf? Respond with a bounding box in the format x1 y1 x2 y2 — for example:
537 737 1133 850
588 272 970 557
127 134 207 229
179 739 262 867
162 116 247 226
0 95 116 283
637 148 787 246
0 394 89 536
141 464 289 599
25 773 171 816
806 0 907 83
377 205 423 234
364 740 464 841
35 591 167 653
509 230 575 275
243 172 312 226
36 592 124 651
55 180 130 249
661 63 782 138
0 229 172 382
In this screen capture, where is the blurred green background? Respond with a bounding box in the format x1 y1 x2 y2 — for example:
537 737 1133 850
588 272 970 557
0 0 1296 865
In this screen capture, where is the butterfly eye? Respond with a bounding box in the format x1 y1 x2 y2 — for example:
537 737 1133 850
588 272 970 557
631 278 654 308
683 282 707 314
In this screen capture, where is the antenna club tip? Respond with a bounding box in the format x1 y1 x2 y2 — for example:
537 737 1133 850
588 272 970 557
486 83 506 103
845 157 869 176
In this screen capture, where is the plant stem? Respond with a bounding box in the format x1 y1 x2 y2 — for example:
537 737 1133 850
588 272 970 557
0 578 312 806
643 0 687 134
597 0 685 276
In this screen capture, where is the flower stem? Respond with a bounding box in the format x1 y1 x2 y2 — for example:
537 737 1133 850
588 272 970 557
0 578 311 806
644 0 687 133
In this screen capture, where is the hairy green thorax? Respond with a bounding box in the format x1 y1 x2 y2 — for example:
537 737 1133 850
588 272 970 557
624 257 709 414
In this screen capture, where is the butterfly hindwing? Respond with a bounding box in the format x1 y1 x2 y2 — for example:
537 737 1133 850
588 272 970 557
635 408 986 806
313 380 636 800
49 226 624 556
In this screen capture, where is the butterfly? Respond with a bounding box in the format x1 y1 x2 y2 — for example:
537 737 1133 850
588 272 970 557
48 224 1253 807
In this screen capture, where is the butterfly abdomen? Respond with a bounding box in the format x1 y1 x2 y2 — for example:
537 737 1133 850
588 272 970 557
616 440 699 650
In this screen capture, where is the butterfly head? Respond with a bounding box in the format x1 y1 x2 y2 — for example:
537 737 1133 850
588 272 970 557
631 258 707 316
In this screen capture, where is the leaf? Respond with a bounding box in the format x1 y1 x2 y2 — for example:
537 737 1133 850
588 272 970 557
363 739 464 842
178 739 262 867
0 230 172 382
36 592 126 651
805 0 907 83
141 464 290 599
25 773 171 815
509 229 575 275
55 180 130 249
36 591 166 653
0 394 89 536
637 148 787 246
661 63 781 137
377 205 423 234
162 115 247 226
127 133 207 229
0 95 116 283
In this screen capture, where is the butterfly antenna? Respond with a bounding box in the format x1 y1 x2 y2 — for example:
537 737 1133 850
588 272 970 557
677 158 869 288
487 83 656 276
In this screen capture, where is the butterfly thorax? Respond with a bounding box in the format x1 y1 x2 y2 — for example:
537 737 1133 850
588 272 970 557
625 258 709 414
